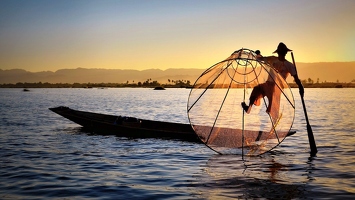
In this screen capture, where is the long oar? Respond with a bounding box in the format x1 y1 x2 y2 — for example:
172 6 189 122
291 52 318 156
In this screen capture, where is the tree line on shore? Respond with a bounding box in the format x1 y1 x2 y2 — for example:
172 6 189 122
0 79 192 88
1 78 355 88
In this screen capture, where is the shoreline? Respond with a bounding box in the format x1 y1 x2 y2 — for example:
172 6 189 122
1 82 354 89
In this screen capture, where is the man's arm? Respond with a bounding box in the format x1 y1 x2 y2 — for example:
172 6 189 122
258 56 278 64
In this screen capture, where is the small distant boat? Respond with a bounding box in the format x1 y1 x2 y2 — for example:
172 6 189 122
23 88 30 92
154 86 165 90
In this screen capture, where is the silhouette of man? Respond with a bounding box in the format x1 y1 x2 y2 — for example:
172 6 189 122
242 43 304 120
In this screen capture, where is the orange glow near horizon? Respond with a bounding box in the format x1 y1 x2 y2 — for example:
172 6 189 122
0 0 354 72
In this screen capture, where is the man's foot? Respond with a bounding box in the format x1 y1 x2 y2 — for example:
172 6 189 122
241 102 251 114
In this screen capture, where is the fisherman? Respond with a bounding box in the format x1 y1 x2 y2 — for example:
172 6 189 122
242 43 304 120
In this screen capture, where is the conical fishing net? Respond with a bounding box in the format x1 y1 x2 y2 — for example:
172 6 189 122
187 49 295 156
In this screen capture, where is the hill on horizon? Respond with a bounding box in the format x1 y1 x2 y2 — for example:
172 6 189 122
0 68 204 84
1 62 355 84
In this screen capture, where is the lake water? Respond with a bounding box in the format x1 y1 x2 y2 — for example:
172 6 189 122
1 88 354 199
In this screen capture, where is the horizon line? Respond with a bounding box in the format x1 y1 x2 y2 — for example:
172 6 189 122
2 60 355 73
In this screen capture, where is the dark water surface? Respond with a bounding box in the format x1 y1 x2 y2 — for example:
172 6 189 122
1 88 354 199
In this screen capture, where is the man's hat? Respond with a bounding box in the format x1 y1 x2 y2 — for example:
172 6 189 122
273 42 292 53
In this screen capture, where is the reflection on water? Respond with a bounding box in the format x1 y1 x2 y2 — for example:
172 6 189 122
0 88 355 199
197 154 307 199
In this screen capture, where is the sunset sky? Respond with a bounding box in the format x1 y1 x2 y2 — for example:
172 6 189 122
1 0 354 72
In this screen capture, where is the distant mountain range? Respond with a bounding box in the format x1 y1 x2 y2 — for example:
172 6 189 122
1 62 355 84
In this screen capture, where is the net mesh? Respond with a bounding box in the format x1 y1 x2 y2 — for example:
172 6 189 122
187 49 295 156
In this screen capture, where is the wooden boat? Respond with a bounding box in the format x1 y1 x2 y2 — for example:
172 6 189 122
49 106 296 144
49 106 200 142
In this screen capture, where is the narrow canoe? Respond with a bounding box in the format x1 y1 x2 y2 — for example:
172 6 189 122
49 106 200 142
49 106 295 144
